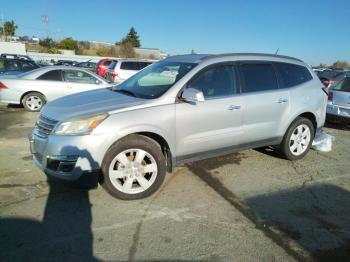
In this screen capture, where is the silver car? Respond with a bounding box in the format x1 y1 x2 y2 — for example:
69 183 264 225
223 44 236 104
0 66 111 111
29 53 327 199
327 76 350 121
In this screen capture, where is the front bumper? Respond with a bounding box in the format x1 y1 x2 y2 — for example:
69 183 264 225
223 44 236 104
29 132 113 181
326 102 350 120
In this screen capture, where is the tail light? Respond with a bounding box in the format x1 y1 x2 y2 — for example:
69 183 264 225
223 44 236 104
110 71 118 77
0 82 7 89
328 91 333 101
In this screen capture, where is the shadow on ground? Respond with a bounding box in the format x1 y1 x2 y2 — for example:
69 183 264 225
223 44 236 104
188 155 350 262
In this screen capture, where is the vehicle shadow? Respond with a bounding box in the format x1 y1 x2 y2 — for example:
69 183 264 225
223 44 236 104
325 120 350 131
0 146 99 262
188 158 350 262
246 184 350 261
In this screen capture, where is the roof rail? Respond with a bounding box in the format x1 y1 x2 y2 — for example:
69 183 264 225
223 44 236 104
200 53 303 62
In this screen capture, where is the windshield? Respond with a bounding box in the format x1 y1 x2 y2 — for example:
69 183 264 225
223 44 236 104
115 61 197 99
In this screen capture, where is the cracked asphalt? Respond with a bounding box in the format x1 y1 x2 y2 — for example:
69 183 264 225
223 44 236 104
0 105 349 262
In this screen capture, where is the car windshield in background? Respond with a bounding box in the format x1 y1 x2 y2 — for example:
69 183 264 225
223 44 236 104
115 61 197 99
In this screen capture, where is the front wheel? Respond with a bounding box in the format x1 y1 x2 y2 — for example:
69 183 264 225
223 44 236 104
101 135 167 200
280 117 315 160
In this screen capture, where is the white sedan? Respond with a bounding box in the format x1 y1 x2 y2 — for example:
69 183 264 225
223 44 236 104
0 66 112 111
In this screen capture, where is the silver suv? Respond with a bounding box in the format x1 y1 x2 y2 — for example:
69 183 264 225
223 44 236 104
29 54 327 199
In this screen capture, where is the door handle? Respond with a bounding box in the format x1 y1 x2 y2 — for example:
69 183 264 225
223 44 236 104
277 98 288 103
228 105 241 111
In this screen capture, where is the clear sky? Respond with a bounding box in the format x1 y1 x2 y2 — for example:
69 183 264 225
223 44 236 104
1 0 349 65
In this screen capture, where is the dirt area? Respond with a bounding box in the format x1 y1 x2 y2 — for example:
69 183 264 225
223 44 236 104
0 105 349 261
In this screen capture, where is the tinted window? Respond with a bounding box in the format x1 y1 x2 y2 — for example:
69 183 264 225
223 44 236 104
241 64 278 93
275 62 312 87
188 65 236 98
5 60 21 71
108 61 117 69
120 62 139 70
103 60 112 66
37 70 62 81
21 61 37 71
63 70 97 84
138 62 152 70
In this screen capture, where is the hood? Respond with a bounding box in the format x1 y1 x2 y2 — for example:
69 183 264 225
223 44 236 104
41 88 147 121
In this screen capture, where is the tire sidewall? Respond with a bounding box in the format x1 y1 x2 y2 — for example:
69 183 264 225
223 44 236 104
281 117 315 160
101 135 166 200
22 92 46 112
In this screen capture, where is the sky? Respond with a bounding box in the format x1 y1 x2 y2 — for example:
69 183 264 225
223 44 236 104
1 0 349 65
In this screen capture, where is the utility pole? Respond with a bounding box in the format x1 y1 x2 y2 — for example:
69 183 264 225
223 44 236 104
41 15 49 39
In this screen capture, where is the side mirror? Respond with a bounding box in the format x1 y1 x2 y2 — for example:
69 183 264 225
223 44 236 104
181 88 205 103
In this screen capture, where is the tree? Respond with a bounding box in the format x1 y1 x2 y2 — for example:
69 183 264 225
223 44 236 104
120 27 141 48
3 20 17 37
59 37 78 51
39 37 55 48
119 41 136 58
332 60 350 69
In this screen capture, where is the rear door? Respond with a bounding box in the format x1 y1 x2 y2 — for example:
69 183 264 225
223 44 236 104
238 62 290 143
332 77 350 108
35 69 64 101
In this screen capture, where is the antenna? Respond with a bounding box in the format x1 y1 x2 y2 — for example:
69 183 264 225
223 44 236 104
275 48 279 55
41 15 49 38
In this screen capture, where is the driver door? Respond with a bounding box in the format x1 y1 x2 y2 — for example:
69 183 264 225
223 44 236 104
175 63 244 159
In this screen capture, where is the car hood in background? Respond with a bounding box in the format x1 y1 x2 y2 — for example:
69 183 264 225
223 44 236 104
41 88 147 121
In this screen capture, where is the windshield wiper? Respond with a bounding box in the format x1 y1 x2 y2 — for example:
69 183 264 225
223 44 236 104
113 88 138 98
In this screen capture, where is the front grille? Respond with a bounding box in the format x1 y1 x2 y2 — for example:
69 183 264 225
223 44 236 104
34 114 58 138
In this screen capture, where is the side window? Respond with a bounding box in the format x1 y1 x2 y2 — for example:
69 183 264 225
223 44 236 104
188 65 237 99
63 70 97 84
138 62 151 70
37 70 62 81
0 59 5 72
5 60 21 71
275 62 313 88
21 61 37 71
120 62 138 70
241 63 278 93
103 60 112 66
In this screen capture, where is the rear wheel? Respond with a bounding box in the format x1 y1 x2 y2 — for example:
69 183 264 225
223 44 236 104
280 117 315 160
22 92 46 112
101 135 166 200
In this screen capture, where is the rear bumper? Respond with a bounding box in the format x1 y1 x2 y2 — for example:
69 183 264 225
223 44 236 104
326 102 350 120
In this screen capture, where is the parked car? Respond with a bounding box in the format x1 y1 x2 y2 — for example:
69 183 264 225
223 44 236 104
326 71 350 87
105 59 153 83
96 58 113 77
0 54 39 76
55 60 77 66
29 53 327 200
74 61 97 72
327 76 350 122
317 69 344 87
0 66 111 111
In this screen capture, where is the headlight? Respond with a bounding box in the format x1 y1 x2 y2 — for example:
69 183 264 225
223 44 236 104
53 113 108 135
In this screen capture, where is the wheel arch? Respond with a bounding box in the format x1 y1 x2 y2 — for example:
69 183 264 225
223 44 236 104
20 90 46 105
284 111 317 136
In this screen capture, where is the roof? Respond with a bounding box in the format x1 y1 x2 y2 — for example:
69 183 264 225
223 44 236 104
165 53 303 64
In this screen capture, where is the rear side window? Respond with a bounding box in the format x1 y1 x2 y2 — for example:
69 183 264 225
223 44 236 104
21 61 37 71
103 60 112 66
241 64 278 93
275 62 312 88
108 61 117 69
37 70 62 81
120 62 139 70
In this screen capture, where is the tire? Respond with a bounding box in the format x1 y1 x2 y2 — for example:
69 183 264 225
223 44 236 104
280 117 315 161
101 135 167 200
22 92 46 112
